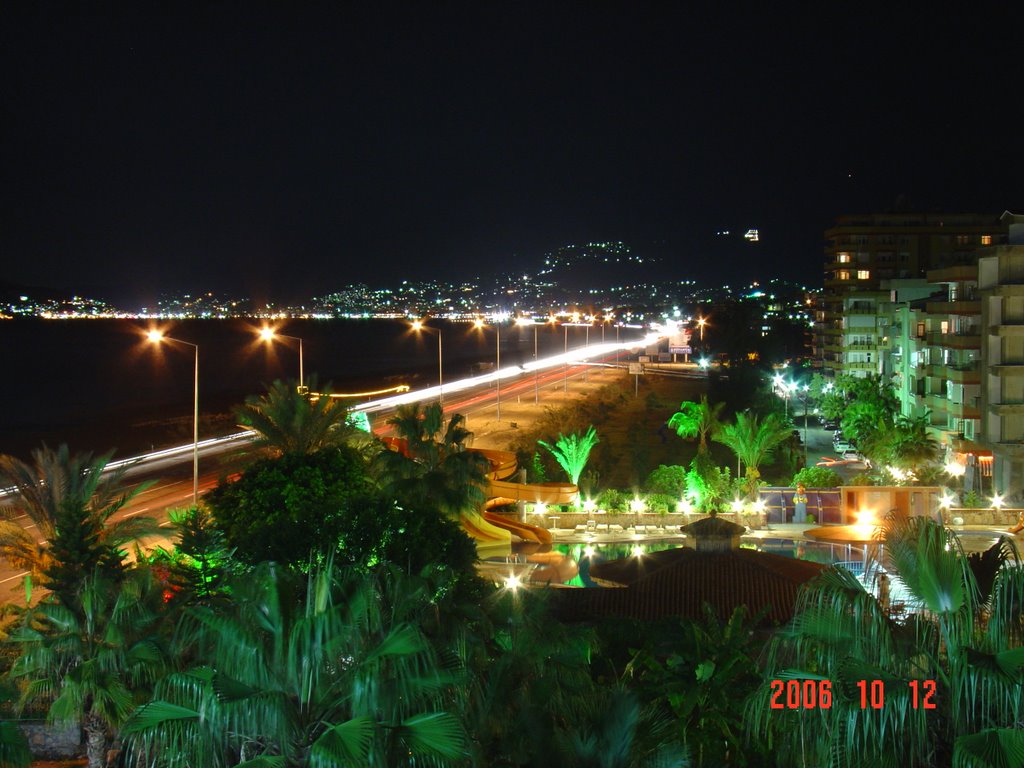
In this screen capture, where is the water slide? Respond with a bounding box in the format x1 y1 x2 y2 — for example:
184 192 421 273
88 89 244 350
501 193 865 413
379 438 578 551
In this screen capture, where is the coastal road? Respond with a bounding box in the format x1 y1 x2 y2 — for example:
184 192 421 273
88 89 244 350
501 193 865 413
0 357 617 603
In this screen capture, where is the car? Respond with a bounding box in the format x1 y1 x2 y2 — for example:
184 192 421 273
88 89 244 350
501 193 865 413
833 440 855 453
821 419 839 430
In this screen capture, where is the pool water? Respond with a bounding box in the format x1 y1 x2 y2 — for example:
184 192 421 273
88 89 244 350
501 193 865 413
549 538 869 587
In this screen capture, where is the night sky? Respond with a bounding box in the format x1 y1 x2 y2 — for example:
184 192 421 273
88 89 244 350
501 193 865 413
2 3 1021 307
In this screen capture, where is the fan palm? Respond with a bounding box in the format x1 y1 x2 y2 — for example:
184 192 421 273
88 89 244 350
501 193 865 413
235 378 371 456
746 518 1024 767
0 445 158 583
9 569 168 768
122 562 467 768
667 396 723 454
375 402 490 517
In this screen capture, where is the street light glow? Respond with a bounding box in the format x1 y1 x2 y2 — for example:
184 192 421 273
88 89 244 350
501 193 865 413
147 329 164 343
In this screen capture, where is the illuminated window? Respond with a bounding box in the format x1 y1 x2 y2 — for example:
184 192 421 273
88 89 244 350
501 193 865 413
981 235 992 245
837 252 851 263
838 270 850 280
857 270 870 280
955 235 970 245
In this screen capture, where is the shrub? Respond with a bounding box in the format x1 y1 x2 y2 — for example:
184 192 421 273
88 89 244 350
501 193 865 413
646 493 678 516
597 488 628 512
644 465 688 497
791 466 842 488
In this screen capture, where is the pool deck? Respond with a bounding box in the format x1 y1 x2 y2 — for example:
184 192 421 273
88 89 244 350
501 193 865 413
545 522 1018 553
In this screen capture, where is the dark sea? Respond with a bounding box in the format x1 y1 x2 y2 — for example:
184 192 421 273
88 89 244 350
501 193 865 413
1 318 615 460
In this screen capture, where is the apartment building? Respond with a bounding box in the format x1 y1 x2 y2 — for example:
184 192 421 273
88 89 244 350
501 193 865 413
816 212 1006 378
979 213 1024 497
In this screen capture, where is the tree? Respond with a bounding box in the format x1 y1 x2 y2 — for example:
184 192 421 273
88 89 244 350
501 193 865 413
790 465 842 489
375 402 491 517
123 562 467 768
712 412 790 487
235 378 371 456
747 519 1024 766
644 465 689 497
205 446 374 566
167 506 234 603
10 570 168 768
538 426 600 485
0 445 158 594
667 396 724 454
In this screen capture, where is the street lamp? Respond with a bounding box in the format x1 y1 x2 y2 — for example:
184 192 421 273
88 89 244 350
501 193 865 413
474 318 501 420
516 317 539 404
563 321 569 393
412 320 443 412
147 330 199 506
258 327 304 391
697 316 707 344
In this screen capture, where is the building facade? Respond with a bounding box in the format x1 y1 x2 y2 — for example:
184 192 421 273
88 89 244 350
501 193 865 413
815 213 1007 378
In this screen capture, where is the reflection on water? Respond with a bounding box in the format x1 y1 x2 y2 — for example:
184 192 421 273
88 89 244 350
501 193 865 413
496 529 1009 588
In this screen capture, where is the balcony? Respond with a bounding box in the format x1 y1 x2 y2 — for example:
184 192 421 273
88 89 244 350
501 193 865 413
923 364 981 384
844 361 877 372
846 306 878 315
924 332 981 349
927 395 980 419
926 300 980 316
845 342 876 351
988 401 1024 415
990 323 1024 337
927 265 978 282
989 364 1024 376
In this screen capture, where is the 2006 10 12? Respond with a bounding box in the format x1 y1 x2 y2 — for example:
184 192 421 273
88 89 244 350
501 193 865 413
769 679 937 710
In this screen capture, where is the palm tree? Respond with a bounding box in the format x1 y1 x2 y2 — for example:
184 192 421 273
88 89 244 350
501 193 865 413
0 445 158 587
375 402 490 517
122 562 467 767
235 378 371 456
712 412 790 488
746 518 1024 767
538 426 599 485
667 396 723 454
9 569 168 768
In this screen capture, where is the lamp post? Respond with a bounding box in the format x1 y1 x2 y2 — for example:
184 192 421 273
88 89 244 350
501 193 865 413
412 320 443 412
563 322 569 393
147 330 199 506
584 321 590 382
258 327 304 391
474 318 502 420
516 317 539 404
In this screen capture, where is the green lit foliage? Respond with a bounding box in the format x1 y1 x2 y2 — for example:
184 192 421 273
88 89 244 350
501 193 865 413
205 446 374 566
746 519 1024 767
713 412 790 487
331 495 479 596
0 445 158 595
626 606 765 767
667 395 723 454
538 426 599 486
122 562 467 768
0 721 30 768
685 452 734 515
167 507 233 603
235 378 371 456
554 687 689 768
10 570 168 768
376 402 490 518
790 465 842 488
644 465 689 498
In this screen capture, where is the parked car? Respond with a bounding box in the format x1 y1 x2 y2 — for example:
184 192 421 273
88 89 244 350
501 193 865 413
822 419 839 430
833 440 855 453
